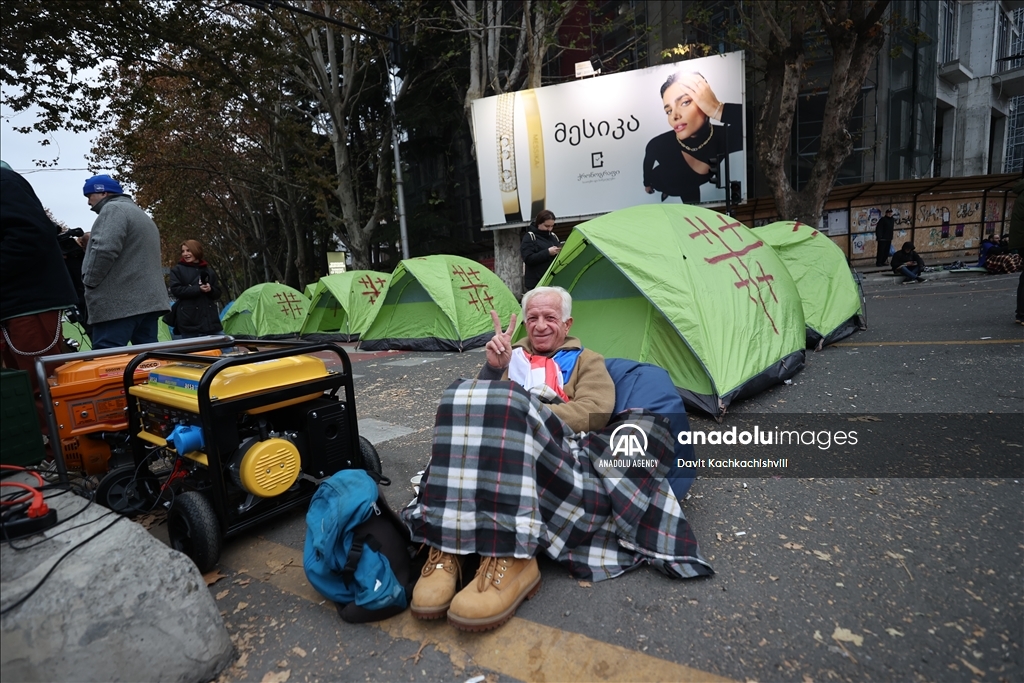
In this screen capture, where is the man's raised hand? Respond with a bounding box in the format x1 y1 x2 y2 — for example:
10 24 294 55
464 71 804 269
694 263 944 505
485 309 517 370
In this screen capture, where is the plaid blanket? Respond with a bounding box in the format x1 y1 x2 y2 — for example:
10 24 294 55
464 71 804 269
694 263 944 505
400 379 713 582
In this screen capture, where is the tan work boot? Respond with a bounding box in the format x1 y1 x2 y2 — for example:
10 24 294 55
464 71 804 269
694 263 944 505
447 556 541 632
410 547 462 620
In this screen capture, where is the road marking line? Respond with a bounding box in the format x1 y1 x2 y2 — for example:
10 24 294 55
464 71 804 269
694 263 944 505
219 538 733 683
869 286 1015 299
831 339 1021 347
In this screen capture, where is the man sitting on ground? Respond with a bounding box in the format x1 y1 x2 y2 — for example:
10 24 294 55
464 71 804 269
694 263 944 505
401 286 711 632
891 242 926 284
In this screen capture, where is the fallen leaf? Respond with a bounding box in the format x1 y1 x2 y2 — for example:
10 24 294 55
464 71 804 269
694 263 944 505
267 558 295 575
813 630 824 643
215 589 230 600
291 647 307 658
813 550 832 561
885 551 905 560
204 569 227 586
964 587 984 602
886 628 905 637
804 516 816 522
832 627 863 647
958 658 984 677
260 671 290 683
234 602 249 614
577 581 592 588
783 542 804 550
769 575 779 581
235 652 249 668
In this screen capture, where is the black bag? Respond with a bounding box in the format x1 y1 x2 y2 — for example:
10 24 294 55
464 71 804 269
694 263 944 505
162 301 178 327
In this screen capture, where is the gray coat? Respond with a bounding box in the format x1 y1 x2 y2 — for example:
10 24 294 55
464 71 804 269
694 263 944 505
81 195 168 324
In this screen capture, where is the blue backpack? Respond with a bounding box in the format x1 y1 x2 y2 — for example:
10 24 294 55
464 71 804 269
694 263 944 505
303 469 414 623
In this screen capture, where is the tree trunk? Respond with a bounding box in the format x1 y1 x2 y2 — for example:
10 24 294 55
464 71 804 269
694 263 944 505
493 228 523 299
750 1 889 226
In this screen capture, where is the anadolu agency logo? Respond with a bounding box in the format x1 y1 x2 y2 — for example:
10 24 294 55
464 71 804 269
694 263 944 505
599 424 659 469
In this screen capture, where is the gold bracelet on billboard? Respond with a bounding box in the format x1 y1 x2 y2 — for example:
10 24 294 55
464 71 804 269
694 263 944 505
520 89 546 218
496 92 521 222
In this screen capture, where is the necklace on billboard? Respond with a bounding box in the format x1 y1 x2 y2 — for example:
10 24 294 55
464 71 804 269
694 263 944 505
677 125 714 153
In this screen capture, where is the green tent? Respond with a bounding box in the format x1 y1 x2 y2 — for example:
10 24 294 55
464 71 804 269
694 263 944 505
359 255 519 352
300 271 392 342
303 282 316 300
526 204 806 417
63 319 92 351
756 221 864 349
221 283 310 339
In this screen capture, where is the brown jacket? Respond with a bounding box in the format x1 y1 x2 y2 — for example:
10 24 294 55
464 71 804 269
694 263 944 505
479 336 616 433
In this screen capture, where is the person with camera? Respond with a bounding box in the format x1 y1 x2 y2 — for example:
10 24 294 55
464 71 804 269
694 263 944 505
168 240 223 338
56 226 91 337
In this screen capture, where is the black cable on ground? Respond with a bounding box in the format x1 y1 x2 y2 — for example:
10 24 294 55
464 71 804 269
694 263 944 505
0 514 125 616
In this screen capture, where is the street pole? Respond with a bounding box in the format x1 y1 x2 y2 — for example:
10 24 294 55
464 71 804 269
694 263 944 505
387 68 411 260
723 122 732 216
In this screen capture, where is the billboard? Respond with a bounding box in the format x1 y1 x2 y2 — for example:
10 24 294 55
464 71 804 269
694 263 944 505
471 51 747 227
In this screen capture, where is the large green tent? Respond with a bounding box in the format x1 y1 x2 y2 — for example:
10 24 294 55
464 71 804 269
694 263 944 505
221 283 310 339
300 271 392 342
359 255 519 352
527 204 806 417
756 221 864 349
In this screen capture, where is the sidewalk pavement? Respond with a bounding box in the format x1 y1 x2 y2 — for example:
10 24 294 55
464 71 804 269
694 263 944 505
855 261 990 285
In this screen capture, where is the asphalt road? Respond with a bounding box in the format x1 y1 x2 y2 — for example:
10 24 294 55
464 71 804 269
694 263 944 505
195 270 1021 683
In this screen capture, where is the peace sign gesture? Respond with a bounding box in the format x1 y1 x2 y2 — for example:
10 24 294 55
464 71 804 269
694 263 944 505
485 309 517 370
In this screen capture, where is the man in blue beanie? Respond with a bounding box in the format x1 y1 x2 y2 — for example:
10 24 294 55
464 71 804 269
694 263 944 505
80 174 169 348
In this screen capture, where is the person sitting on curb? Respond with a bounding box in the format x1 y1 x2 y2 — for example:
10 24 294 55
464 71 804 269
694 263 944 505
891 242 927 284
400 286 712 632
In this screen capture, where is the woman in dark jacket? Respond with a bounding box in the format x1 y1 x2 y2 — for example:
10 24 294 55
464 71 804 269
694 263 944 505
521 210 561 292
168 240 223 337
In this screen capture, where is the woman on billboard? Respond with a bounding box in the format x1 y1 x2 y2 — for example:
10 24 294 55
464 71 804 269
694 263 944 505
642 72 742 203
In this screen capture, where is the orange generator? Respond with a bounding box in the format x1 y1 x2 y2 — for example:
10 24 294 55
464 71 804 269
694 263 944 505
48 351 221 476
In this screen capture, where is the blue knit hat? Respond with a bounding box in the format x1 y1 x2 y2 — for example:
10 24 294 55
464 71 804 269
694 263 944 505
83 174 124 196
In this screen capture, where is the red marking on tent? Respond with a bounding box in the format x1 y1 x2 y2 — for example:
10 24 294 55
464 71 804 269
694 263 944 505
704 241 764 264
273 292 305 319
810 230 819 237
358 274 386 304
729 264 779 335
481 289 495 308
688 215 780 335
452 265 484 283
756 262 779 303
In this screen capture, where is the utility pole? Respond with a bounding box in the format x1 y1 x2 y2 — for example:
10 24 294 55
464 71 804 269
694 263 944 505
387 63 411 260
723 122 732 216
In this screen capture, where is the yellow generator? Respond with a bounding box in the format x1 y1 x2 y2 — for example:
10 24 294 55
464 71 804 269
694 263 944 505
122 342 378 572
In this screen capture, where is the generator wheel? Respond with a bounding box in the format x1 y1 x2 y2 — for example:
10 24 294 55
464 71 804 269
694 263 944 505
168 491 221 573
359 436 382 476
95 465 159 517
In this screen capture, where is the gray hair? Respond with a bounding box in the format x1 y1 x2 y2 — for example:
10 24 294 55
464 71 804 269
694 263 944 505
522 286 572 322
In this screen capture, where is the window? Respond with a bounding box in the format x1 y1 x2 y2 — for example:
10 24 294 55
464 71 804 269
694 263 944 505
938 0 958 64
